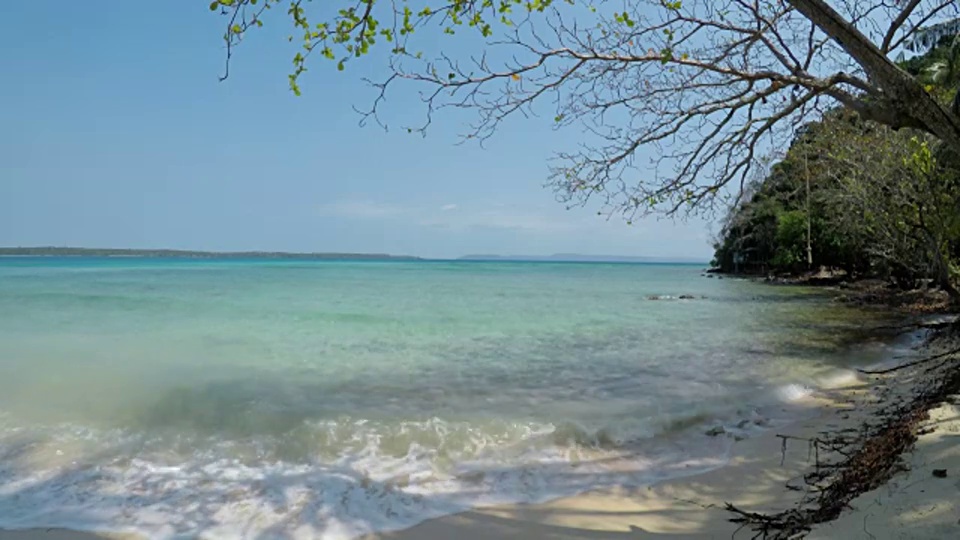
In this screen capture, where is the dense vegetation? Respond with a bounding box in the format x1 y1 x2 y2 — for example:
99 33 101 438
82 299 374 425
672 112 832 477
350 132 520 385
712 36 960 301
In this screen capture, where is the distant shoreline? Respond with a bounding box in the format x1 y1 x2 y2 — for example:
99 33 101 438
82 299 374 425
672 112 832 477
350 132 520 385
0 248 709 264
0 247 420 260
458 254 709 264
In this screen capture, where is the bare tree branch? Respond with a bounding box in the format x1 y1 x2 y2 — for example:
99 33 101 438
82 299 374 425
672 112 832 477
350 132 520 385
214 0 960 218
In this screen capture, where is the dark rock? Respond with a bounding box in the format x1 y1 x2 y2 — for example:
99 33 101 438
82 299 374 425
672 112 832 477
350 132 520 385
933 469 948 478
705 426 726 437
679 294 695 299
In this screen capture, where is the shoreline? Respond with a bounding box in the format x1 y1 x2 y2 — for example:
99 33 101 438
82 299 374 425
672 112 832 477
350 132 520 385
367 329 960 540
0 394 859 540
2 322 956 539
364 371 877 539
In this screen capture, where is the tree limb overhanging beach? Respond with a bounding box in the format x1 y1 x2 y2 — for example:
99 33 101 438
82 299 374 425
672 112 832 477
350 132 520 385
213 0 960 218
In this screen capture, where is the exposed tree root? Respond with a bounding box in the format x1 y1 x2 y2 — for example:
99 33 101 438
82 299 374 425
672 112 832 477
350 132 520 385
726 337 960 539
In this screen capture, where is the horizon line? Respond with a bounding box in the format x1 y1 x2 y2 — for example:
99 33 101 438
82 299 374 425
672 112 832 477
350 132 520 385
0 246 710 263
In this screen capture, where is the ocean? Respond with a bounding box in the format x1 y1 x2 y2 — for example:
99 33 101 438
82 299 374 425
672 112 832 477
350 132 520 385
0 258 900 538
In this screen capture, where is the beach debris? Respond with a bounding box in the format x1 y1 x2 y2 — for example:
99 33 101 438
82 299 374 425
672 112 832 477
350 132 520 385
726 331 960 539
857 344 960 375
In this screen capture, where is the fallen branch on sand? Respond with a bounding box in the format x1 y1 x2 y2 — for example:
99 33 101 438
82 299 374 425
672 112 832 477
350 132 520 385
726 340 960 539
857 345 960 375
868 318 957 333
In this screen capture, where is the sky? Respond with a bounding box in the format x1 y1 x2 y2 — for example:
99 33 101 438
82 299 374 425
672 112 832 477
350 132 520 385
0 1 715 260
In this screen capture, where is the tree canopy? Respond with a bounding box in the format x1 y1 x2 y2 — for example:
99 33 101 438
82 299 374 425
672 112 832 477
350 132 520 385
213 0 960 219
712 36 960 298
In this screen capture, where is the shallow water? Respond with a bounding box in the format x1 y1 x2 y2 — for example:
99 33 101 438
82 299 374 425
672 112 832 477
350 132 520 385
0 258 899 538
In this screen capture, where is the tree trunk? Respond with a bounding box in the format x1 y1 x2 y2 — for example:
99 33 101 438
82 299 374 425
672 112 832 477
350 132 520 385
953 86 960 118
935 250 960 303
788 0 960 152
924 229 960 303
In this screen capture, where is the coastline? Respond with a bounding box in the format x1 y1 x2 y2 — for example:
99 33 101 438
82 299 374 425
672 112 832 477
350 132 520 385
2 314 956 539
0 389 862 540
368 327 960 540
365 371 876 539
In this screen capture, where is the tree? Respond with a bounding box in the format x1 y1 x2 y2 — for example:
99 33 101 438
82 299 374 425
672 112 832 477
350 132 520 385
713 98 960 298
213 0 960 219
712 118 872 277
810 120 960 298
923 33 960 117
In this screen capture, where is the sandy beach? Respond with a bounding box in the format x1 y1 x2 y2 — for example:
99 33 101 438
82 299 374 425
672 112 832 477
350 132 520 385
3 334 958 540
365 377 866 539
368 336 960 540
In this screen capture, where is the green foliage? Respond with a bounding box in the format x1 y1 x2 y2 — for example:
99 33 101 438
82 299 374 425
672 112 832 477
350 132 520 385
714 37 960 295
212 0 606 94
772 210 807 269
212 0 683 95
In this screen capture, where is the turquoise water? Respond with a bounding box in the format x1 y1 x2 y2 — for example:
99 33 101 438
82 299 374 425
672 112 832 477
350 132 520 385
0 258 895 538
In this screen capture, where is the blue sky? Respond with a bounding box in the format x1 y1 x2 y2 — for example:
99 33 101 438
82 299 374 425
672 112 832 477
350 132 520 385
0 1 714 260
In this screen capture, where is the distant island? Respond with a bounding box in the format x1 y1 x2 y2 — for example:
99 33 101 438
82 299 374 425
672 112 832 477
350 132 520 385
459 254 708 264
0 247 421 260
1 248 708 264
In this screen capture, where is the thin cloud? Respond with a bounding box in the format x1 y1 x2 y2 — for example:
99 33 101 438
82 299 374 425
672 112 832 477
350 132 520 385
317 199 639 235
316 200 407 219
420 206 580 233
